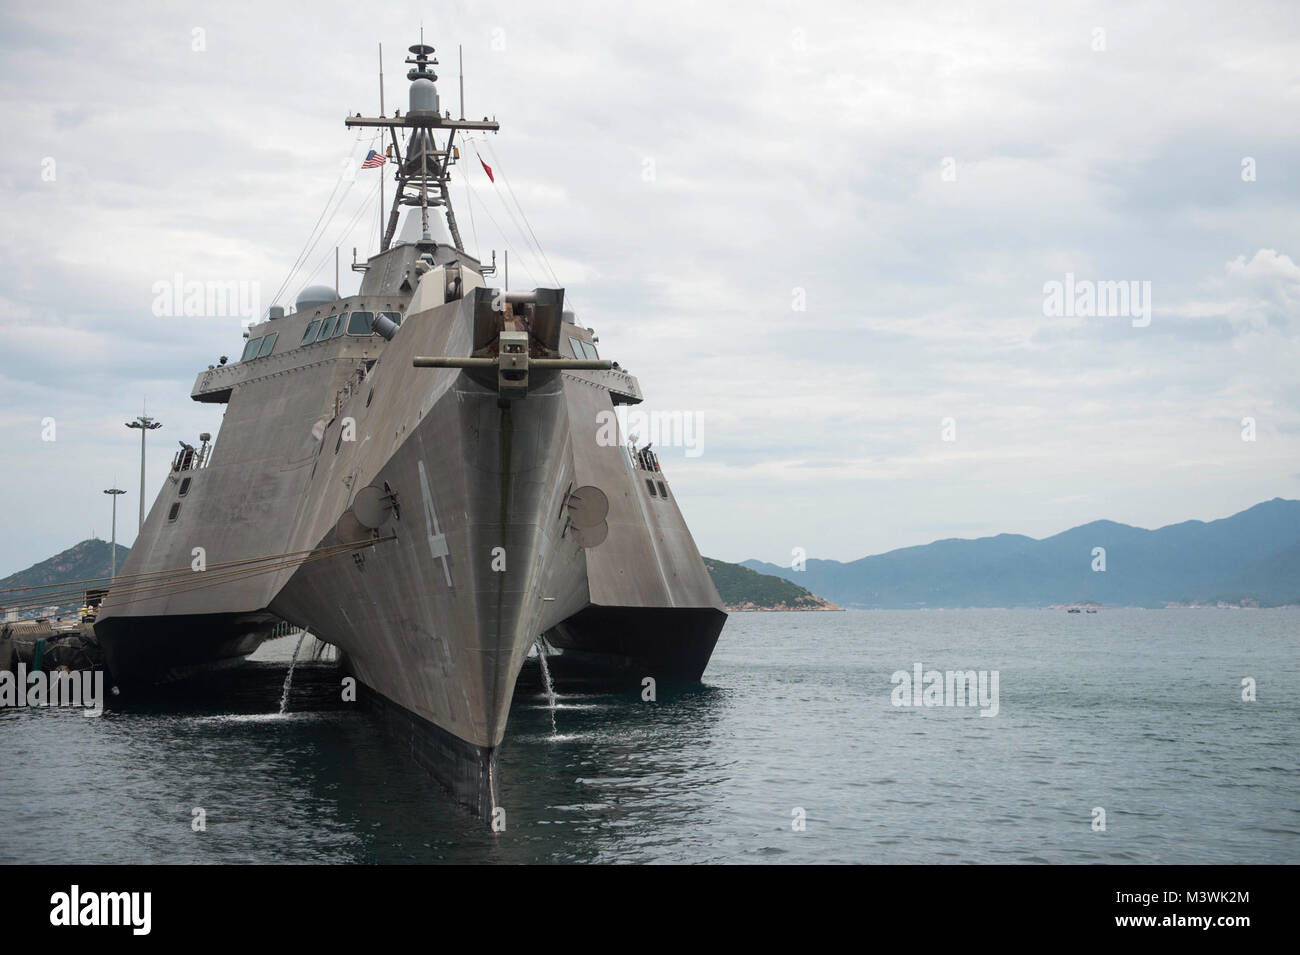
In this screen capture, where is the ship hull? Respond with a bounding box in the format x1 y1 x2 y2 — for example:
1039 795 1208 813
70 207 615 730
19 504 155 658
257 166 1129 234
352 666 496 816
97 612 276 687
270 368 588 762
95 262 726 815
544 605 727 681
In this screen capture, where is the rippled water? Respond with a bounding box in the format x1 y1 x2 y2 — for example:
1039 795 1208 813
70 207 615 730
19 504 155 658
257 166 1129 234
1 610 1296 863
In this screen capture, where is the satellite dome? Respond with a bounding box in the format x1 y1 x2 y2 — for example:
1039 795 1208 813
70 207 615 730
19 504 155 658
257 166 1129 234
295 285 338 311
409 77 439 115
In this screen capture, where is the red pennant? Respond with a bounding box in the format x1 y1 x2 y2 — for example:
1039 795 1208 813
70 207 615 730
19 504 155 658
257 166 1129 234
477 153 494 183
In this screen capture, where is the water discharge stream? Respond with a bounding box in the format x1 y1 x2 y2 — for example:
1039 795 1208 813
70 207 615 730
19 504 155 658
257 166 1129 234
535 641 557 736
278 632 307 714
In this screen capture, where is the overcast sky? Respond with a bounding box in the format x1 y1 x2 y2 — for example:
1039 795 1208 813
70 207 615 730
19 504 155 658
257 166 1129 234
1 0 1298 576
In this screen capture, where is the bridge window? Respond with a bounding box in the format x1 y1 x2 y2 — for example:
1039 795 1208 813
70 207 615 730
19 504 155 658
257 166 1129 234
347 311 375 335
380 310 402 327
301 319 322 345
332 313 349 338
241 337 262 361
581 341 600 360
318 315 338 339
256 332 278 357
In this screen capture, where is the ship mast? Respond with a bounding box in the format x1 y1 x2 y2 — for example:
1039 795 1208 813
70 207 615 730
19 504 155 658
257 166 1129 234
346 39 499 254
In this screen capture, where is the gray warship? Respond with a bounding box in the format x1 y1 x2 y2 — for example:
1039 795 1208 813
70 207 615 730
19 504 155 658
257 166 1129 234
94 41 726 813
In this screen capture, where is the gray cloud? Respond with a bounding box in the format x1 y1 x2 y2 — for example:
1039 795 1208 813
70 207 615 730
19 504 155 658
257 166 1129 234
1 0 1298 575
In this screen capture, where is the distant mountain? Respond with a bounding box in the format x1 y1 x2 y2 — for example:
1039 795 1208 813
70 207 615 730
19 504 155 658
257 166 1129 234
703 557 839 611
743 498 1300 609
0 539 130 616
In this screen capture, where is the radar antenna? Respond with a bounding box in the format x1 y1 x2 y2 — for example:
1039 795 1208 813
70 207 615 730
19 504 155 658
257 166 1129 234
346 37 499 254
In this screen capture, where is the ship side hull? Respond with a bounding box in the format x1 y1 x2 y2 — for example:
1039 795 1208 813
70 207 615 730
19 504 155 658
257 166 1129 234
544 605 726 681
544 350 729 682
92 311 399 687
96 612 277 687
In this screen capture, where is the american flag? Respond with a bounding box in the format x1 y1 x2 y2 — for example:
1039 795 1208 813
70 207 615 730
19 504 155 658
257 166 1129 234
361 149 386 169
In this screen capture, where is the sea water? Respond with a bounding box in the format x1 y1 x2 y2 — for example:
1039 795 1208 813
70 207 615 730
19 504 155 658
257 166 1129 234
1 609 1295 864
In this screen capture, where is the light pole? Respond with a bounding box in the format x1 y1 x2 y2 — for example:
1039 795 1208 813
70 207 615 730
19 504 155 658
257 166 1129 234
125 414 162 531
103 488 126 581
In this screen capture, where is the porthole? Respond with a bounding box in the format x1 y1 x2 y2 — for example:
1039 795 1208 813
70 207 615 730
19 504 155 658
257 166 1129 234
167 503 181 521
179 477 192 496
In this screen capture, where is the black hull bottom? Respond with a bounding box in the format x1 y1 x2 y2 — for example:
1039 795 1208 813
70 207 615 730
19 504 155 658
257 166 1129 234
94 612 277 688
544 605 727 682
348 665 495 818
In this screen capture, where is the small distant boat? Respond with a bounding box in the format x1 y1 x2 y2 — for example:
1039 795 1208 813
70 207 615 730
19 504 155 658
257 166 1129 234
1085 608 1098 614
1067 608 1082 613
